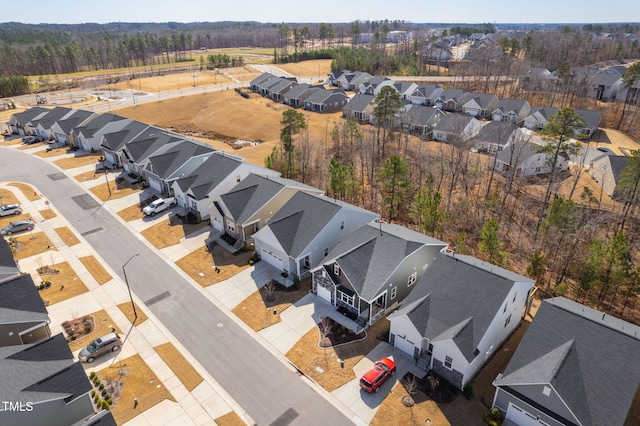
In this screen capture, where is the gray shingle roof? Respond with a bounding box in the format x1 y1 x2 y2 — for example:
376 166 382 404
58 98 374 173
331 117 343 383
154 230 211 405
75 113 127 138
402 105 443 127
125 127 183 162
175 153 242 200
147 141 214 179
343 94 375 112
474 121 518 145
31 106 73 129
462 93 498 109
413 83 441 98
284 83 312 99
220 174 285 223
439 88 466 102
305 89 346 104
495 298 640 426
528 106 559 120
57 110 94 133
575 108 601 129
0 274 49 323
11 107 49 125
0 237 18 279
434 114 475 133
101 120 148 151
494 99 529 115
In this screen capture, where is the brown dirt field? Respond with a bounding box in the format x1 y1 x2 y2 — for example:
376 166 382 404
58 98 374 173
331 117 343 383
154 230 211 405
232 277 312 331
1 138 24 146
286 318 390 392
99 354 175 425
8 182 40 201
140 218 210 249
371 382 451 426
117 204 145 222
153 342 204 392
54 226 80 246
0 188 20 204
38 261 89 305
111 70 233 93
79 255 113 285
273 59 332 78
117 301 149 325
53 151 104 169
39 208 57 219
90 179 140 202
67 309 122 351
214 411 246 426
74 170 102 183
10 232 55 260
176 245 252 287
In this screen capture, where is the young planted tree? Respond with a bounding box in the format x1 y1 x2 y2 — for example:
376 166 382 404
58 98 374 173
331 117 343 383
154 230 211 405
478 218 508 266
410 174 448 238
616 149 640 232
378 154 410 222
280 109 307 179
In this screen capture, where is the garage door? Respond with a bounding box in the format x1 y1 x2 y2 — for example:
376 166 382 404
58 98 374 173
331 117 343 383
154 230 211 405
394 335 416 358
148 176 163 194
260 248 283 271
506 402 549 426
316 285 332 303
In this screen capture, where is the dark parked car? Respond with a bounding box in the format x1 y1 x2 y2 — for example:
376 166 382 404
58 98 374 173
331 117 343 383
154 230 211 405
360 357 396 393
1 219 34 235
0 204 23 217
78 333 122 363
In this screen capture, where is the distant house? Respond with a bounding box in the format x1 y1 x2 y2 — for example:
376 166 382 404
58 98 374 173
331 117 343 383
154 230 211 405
432 114 481 143
7 107 49 135
283 84 324 107
392 81 419 100
574 109 602 138
588 65 628 101
388 252 534 389
473 121 518 153
409 84 444 107
492 297 640 426
523 107 601 138
312 223 447 330
31 107 74 141
253 192 379 279
434 88 468 112
400 104 445 137
250 73 277 92
460 93 500 120
212 173 324 244
265 78 298 102
519 67 558 91
359 76 393 96
119 128 184 177
0 334 95 426
491 99 531 125
342 94 376 122
589 154 628 197
303 89 349 112
334 71 373 91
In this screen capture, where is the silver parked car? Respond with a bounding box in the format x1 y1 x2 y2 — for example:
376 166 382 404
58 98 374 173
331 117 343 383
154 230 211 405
1 219 34 235
78 333 122 363
0 204 23 217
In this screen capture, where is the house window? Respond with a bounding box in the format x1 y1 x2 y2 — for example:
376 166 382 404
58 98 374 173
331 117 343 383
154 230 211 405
408 272 417 287
338 291 354 306
340 220 345 230
444 356 453 369
427 343 433 355
503 302 508 313
226 222 236 233
324 247 329 257
334 264 340 275
513 291 517 303
504 313 512 328
390 287 397 299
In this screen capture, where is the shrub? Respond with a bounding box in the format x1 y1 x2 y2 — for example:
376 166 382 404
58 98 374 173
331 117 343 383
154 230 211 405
94 394 100 404
89 371 96 379
106 398 112 406
248 259 254 265
101 400 110 410
101 388 108 397
98 383 104 391
91 390 96 398
463 383 474 399
483 408 502 426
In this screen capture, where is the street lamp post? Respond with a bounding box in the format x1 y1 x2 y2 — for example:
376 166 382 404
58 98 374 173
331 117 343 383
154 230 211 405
110 253 139 367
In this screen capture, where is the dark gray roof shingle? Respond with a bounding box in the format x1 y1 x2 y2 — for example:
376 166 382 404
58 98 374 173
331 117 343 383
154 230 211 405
0 275 49 322
175 153 242 200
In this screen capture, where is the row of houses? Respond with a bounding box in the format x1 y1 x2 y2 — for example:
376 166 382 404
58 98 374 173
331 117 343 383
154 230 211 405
0 239 115 426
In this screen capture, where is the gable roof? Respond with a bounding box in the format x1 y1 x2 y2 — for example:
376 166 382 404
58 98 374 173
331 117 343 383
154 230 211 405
10 107 49 125
220 173 286 223
391 253 531 361
608 155 629 182
147 141 214 179
528 106 559 121
31 106 73 128
305 89 346 104
0 237 19 283
101 120 148 151
402 105 443 126
474 121 518 145
328 223 446 301
55 110 94 133
434 114 476 133
344 94 375 112
413 83 441 98
393 81 417 94
494 99 530 115
175 152 242 200
284 83 312 99
125 127 183 163
0 274 49 323
74 113 128 138
461 92 498 109
495 297 640 426
439 88 466 102
575 109 601 129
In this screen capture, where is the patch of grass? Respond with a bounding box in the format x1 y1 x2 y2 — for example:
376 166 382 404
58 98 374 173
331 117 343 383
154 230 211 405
34 147 69 158
117 204 145 222
117 301 148 325
286 318 391 392
141 218 210 249
214 411 247 426
1 138 24 146
38 261 89 305
74 170 102 182
78 255 113 285
176 245 252 287
39 208 57 219
53 152 104 169
0 188 20 204
67 309 122 351
0 213 33 227
99 354 175 425
8 182 40 201
154 342 203 392
90 179 139 202
232 278 312 331
10 232 55 260
54 226 80 246
371 381 451 426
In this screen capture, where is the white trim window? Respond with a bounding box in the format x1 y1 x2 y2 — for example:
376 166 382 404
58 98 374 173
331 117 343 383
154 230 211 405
390 287 397 299
338 291 354 306
504 313 512 328
408 272 417 287
444 356 453 369
334 264 340 275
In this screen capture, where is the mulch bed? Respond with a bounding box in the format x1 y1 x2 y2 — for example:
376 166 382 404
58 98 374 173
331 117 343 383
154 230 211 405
400 372 460 404
317 317 366 348
62 315 95 342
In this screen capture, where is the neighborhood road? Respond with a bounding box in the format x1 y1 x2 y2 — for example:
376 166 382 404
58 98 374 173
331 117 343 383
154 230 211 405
0 147 352 426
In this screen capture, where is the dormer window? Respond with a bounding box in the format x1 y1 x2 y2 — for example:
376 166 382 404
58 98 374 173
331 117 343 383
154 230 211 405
334 264 340 276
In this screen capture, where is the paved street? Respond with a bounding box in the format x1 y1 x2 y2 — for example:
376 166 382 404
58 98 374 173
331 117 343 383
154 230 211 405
0 146 352 425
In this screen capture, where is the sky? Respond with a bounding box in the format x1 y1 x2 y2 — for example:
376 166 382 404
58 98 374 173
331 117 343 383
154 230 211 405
2 0 639 25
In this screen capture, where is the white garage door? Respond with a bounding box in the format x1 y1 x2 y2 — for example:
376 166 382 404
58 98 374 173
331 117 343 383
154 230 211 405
394 335 416 358
148 176 163 193
260 248 283 271
506 402 548 426
316 285 332 303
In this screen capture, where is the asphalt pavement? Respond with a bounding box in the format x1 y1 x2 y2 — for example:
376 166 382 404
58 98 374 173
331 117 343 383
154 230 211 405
0 146 352 425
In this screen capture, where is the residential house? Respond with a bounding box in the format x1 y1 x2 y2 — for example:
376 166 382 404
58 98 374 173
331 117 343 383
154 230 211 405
0 334 95 426
359 76 393 96
432 114 481 143
460 93 500 120
303 89 349 112
574 108 602 138
0 237 20 284
253 192 379 279
426 45 453 61
73 113 130 152
100 120 149 167
49 109 96 146
589 154 628 197
388 252 534 389
434 88 468 112
212 173 324 244
7 107 49 136
409 84 444 107
472 121 518 153
342 94 376 122
0 275 51 347
328 70 349 87
334 71 373 91
144 140 215 197
392 81 419 100
588 65 628 101
492 297 640 426
30 107 74 141
264 78 298 102
400 105 445 137
119 127 184 177
519 67 558 91
283 84 323 107
491 99 531 125
172 152 279 221
523 106 559 131
250 72 277 91
386 31 412 43
312 223 447 330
